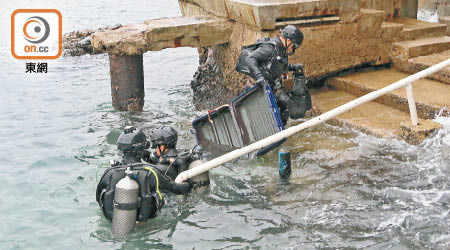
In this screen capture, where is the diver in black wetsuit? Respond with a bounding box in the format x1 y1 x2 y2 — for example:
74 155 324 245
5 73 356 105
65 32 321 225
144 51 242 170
112 126 194 195
96 126 206 223
236 25 305 124
145 126 188 179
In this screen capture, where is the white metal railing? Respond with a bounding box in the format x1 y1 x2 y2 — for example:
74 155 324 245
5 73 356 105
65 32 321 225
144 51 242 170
406 84 419 125
175 58 450 183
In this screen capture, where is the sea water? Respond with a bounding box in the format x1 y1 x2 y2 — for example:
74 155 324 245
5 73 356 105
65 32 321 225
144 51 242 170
1 1 450 249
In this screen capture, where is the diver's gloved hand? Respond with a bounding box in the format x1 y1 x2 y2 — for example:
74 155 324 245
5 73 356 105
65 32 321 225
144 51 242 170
273 80 283 92
186 178 210 190
255 77 267 87
288 63 304 74
171 181 192 194
146 151 159 164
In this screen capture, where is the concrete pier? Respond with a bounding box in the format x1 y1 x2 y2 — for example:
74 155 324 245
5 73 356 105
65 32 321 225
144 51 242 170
91 16 233 111
91 16 233 55
89 0 450 144
109 54 144 111
91 0 426 111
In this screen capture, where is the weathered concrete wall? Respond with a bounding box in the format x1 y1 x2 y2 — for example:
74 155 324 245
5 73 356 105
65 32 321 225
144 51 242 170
226 0 360 29
290 9 389 81
190 22 264 109
439 16 450 35
360 0 397 18
360 0 418 19
191 45 241 109
400 0 419 18
437 0 450 17
181 0 361 30
183 1 396 109
179 0 229 18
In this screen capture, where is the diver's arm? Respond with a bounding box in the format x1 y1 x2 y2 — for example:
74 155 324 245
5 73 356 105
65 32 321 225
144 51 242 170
153 169 191 194
143 149 159 164
245 43 273 81
159 179 191 194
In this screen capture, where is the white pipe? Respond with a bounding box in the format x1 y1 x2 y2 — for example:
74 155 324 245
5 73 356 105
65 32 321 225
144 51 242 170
175 58 450 183
405 84 419 126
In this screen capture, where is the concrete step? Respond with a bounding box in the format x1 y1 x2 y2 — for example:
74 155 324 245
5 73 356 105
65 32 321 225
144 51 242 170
390 36 450 68
390 18 447 41
391 36 450 60
311 88 442 144
395 50 450 85
327 68 450 119
311 89 424 140
381 21 404 43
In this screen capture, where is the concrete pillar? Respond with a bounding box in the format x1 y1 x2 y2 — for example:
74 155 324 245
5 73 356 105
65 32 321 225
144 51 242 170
400 0 418 19
109 54 144 111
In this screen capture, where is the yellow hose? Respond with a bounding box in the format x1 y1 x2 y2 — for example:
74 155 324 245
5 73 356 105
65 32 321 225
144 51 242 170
144 166 163 200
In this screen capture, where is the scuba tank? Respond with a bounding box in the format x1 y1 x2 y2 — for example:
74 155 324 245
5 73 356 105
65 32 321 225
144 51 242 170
111 167 139 238
96 164 165 236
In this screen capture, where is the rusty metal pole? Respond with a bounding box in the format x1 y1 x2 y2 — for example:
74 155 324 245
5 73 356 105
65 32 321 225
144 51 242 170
109 53 144 111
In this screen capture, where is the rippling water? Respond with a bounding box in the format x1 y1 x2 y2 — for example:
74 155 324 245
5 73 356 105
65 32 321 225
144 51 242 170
1 1 450 249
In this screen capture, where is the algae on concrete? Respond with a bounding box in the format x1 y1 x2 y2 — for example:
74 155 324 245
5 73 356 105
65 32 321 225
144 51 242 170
400 119 442 145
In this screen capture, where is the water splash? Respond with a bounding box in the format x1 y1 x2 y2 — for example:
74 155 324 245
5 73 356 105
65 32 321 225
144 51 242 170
418 10 439 22
434 108 450 127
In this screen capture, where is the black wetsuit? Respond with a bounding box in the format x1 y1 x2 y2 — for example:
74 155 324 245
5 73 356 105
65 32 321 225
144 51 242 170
143 148 191 194
240 37 299 123
246 37 287 85
95 149 192 222
117 150 191 195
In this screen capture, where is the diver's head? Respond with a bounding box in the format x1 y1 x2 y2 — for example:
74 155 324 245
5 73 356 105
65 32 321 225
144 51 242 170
149 126 178 157
280 25 303 56
117 126 149 162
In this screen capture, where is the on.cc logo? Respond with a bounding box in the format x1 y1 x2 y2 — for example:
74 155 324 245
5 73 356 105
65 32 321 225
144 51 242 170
11 9 62 60
23 16 50 44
